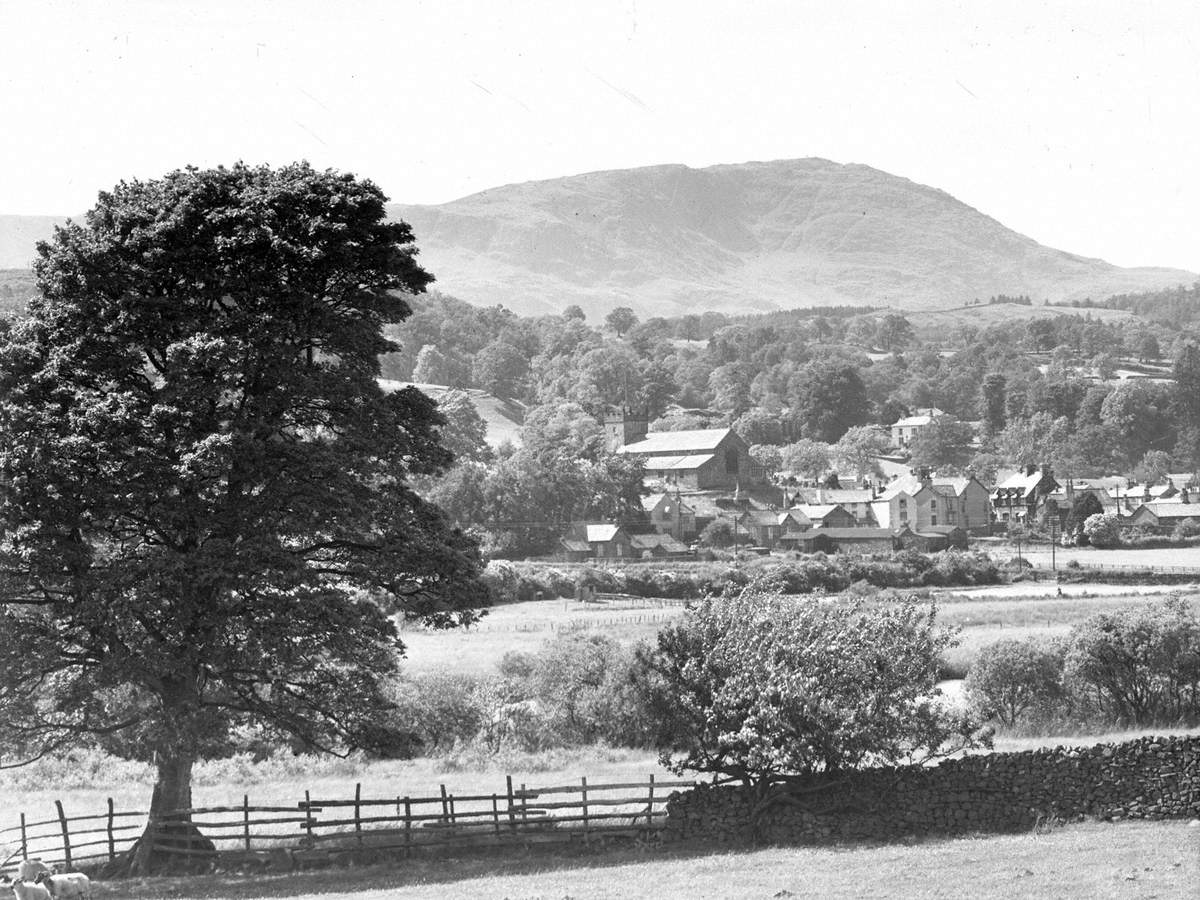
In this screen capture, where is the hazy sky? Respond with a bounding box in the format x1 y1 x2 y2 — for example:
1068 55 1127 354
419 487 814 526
3 1 1198 272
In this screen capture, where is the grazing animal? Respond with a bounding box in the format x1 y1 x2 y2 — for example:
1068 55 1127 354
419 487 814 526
33 874 89 900
14 864 49 884
9 879 52 900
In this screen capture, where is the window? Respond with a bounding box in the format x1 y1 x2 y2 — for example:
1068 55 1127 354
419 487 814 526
900 511 908 522
931 514 938 526
725 448 739 474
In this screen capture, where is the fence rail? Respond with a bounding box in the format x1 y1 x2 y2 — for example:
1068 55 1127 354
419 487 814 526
0 774 694 875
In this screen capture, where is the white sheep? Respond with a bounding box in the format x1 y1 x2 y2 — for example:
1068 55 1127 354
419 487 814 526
9 878 52 900
33 874 89 900
14 863 49 884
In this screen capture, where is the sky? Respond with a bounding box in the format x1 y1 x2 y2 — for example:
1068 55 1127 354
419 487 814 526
2 0 1198 272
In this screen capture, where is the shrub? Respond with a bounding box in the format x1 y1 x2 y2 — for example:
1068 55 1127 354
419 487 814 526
638 577 983 787
1063 595 1200 725
964 639 1065 727
1082 513 1122 548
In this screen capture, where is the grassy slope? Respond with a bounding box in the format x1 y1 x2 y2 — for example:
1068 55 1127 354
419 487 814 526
94 821 1200 899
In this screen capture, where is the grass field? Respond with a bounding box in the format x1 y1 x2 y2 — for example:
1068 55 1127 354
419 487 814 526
397 583 1196 679
88 820 1200 899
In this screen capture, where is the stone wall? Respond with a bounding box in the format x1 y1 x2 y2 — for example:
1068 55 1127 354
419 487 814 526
664 736 1200 845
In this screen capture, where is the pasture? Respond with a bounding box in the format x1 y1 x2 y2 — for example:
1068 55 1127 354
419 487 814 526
80 820 1200 899
396 582 1196 678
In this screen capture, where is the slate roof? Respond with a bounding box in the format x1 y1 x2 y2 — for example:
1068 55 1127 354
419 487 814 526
629 533 690 553
618 428 733 455
791 503 846 522
641 454 716 471
585 524 622 543
1133 502 1200 521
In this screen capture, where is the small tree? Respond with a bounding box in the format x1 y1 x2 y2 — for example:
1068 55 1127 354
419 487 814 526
1064 596 1200 725
699 519 736 549
605 306 638 337
781 438 831 483
964 639 1064 727
1083 512 1123 548
638 580 981 790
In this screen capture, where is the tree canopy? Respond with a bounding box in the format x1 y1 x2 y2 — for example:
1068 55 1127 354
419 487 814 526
638 579 980 788
0 163 484 872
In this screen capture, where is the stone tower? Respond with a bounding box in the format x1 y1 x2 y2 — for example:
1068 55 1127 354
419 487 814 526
603 406 649 451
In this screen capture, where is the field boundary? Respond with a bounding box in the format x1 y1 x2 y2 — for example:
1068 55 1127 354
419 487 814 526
0 774 695 875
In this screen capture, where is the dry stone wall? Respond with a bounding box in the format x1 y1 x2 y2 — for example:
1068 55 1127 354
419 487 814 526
664 736 1200 845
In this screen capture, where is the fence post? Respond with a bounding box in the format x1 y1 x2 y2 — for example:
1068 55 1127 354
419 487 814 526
19 812 27 860
581 777 589 845
304 790 314 843
107 798 116 861
242 794 251 852
440 784 449 825
54 800 71 871
520 784 527 825
354 783 362 846
491 794 500 836
646 774 655 836
403 797 412 858
449 795 457 830
506 776 516 832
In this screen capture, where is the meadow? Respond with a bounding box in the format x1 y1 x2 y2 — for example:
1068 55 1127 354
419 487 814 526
81 820 1200 899
396 581 1195 678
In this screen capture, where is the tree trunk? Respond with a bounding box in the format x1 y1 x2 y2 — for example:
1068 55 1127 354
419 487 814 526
127 750 216 876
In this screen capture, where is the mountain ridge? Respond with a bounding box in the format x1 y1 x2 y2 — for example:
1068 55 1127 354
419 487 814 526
1 159 1193 317
387 158 1194 317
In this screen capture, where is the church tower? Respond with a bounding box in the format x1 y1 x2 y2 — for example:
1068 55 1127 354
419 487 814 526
603 406 649 451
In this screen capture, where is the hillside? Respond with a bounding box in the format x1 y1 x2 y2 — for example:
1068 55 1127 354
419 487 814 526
0 215 62 268
388 159 1195 318
378 380 524 449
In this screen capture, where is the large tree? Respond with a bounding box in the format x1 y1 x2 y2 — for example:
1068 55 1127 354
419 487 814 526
0 164 484 872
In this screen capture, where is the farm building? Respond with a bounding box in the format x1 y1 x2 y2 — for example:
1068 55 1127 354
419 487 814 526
790 503 857 529
1128 496 1200 533
559 523 634 561
616 426 762 491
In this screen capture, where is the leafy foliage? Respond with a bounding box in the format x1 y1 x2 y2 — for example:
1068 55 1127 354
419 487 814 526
964 639 1064 726
0 164 485 854
1064 596 1200 726
639 580 981 786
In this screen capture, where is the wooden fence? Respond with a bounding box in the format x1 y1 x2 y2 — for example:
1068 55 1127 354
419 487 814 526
0 774 694 875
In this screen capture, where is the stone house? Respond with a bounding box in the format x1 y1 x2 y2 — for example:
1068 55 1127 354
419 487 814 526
889 408 946 449
991 465 1060 523
640 492 698 540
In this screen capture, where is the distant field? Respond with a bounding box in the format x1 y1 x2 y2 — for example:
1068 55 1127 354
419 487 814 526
398 595 683 675
1016 544 1200 571
399 583 1192 680
92 820 1200 899
907 302 1135 341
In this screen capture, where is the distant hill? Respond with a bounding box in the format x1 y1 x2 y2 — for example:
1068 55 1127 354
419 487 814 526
388 159 1196 318
0 216 62 268
378 380 524 450
5 160 1195 320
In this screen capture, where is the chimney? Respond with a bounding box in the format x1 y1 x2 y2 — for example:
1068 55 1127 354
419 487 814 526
1183 488 1190 504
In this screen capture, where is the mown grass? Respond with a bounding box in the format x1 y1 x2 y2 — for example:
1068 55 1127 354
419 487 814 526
87 820 1200 899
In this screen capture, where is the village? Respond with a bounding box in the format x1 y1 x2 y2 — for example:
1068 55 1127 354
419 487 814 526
556 405 1196 561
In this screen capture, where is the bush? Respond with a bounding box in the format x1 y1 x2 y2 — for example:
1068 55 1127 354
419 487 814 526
1064 595 1200 726
964 639 1065 727
638 577 983 786
1082 513 1122 548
